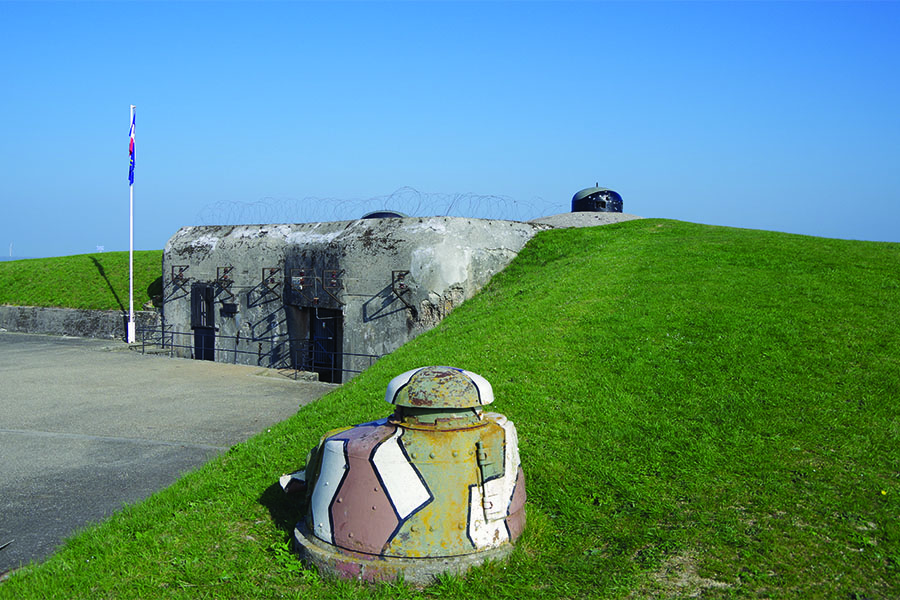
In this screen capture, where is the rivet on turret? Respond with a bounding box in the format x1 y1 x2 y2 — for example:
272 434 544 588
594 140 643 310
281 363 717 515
429 451 436 459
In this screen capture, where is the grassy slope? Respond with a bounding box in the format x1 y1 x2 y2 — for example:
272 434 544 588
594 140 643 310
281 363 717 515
0 251 163 311
1 219 898 599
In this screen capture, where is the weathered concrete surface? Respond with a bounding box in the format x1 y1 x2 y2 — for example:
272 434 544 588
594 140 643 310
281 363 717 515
162 217 550 379
530 211 643 228
0 332 337 577
0 306 161 340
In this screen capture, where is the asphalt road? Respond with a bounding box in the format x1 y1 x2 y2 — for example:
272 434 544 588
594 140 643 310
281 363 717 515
0 332 337 576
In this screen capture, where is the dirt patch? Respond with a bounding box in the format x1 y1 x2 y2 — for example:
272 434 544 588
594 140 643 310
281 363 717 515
631 550 732 598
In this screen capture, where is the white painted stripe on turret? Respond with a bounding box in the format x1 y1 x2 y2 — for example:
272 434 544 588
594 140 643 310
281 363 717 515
468 415 519 549
461 368 494 405
482 416 520 521
372 428 431 519
384 367 423 404
310 439 347 543
467 484 509 549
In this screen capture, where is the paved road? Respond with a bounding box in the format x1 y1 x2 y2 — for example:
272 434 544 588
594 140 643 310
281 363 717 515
0 332 337 576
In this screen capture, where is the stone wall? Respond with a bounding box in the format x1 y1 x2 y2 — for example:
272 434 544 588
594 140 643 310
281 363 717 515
0 306 161 340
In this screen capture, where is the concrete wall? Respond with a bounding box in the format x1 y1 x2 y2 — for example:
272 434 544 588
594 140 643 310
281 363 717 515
161 216 549 381
0 306 161 340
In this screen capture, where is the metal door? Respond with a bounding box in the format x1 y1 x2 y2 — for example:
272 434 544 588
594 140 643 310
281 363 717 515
191 283 215 361
310 308 342 383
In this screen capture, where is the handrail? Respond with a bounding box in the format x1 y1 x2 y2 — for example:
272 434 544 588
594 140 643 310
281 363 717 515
135 325 380 382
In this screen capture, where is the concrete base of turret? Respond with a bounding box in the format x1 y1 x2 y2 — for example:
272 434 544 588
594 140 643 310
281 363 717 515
292 521 514 586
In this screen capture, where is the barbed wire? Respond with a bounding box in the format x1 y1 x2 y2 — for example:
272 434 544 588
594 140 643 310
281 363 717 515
196 187 548 226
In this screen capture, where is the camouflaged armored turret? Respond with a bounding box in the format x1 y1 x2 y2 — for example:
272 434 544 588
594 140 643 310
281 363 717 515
291 366 526 584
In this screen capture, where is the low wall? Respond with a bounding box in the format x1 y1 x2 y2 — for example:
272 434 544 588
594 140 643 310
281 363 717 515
0 305 161 341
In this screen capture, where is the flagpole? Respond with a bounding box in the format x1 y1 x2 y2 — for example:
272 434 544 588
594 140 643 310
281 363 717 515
127 104 136 343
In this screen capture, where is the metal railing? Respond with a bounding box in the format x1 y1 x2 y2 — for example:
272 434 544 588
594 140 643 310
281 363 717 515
136 325 380 383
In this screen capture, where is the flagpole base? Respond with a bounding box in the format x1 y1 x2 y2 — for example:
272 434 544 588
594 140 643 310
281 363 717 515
127 321 136 344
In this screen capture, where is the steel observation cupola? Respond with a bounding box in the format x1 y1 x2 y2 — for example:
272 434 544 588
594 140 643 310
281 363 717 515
571 185 623 213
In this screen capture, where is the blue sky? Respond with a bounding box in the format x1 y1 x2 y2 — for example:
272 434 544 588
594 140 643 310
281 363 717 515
2 1 898 258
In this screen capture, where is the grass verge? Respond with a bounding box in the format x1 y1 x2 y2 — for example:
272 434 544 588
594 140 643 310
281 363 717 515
0 251 163 311
1 219 897 598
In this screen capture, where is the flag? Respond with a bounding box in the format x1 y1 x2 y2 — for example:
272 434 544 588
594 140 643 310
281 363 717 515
128 108 135 185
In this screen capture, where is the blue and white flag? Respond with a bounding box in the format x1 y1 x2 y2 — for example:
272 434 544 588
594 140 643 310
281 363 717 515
128 109 135 185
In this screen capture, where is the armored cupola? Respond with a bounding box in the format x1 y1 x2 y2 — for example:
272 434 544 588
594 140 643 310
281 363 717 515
360 210 408 219
291 365 527 584
572 185 623 213
385 366 494 430
386 366 492 408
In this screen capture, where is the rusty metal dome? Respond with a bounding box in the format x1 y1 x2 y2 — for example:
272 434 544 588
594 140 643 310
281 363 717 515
385 366 494 408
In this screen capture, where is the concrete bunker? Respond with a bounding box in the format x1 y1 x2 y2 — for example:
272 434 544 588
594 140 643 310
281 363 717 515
160 217 549 382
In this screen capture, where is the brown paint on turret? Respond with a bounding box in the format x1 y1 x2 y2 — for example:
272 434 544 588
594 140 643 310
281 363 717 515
329 422 400 554
505 468 527 541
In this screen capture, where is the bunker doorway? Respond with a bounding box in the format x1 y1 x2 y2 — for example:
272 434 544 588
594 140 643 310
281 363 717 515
310 308 342 384
190 283 215 361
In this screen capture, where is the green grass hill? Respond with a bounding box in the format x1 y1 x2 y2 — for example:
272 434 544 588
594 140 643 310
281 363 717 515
1 219 898 599
0 251 162 311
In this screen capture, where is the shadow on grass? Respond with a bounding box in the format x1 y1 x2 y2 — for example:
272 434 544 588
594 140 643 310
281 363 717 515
258 482 305 541
90 257 125 313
